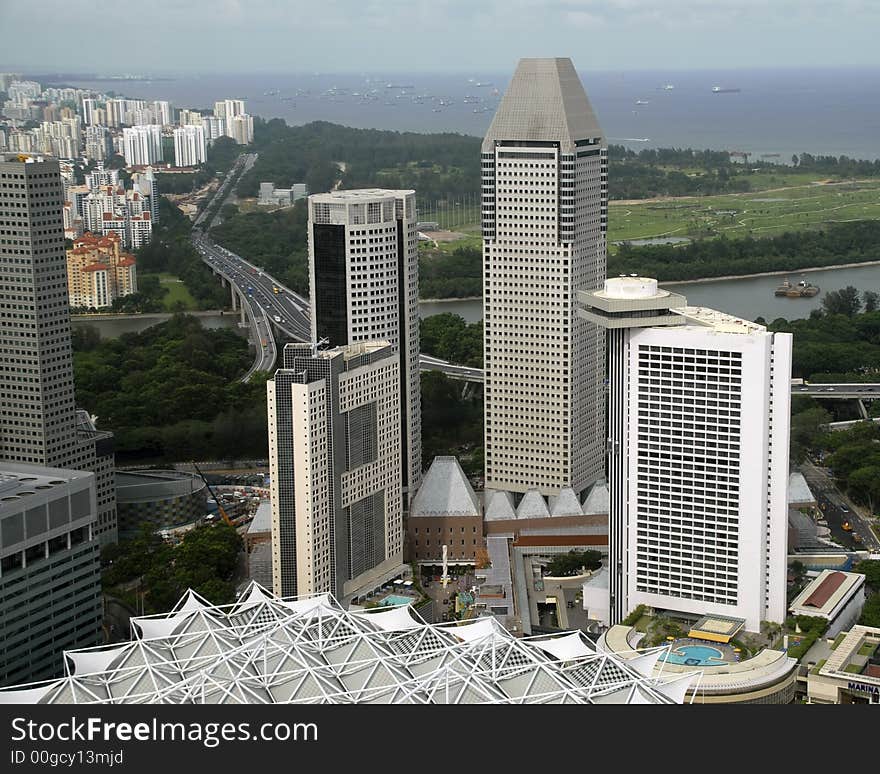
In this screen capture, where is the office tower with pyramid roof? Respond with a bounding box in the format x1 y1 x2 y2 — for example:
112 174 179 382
481 58 608 498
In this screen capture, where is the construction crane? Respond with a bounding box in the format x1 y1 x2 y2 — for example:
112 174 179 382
192 461 234 527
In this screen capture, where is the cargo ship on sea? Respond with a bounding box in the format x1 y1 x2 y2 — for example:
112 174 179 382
712 86 741 93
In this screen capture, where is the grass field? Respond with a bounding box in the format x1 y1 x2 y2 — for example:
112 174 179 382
419 177 880 256
141 273 198 311
608 178 880 244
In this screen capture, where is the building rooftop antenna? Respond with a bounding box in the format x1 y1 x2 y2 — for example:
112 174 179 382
312 337 330 358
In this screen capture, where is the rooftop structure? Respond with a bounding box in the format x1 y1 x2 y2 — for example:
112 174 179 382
0 583 695 704
688 615 746 644
788 472 816 506
789 570 866 637
410 457 479 518
599 625 798 704
808 625 880 704
408 457 481 564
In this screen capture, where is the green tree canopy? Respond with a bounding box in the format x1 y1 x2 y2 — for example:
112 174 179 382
546 550 602 577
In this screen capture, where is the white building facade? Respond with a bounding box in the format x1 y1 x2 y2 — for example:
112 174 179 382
481 58 608 498
579 278 792 631
308 189 422 495
173 124 207 167
122 125 162 166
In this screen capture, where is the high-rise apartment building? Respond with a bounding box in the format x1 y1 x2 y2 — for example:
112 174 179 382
151 100 172 127
213 98 245 127
66 231 137 309
0 153 117 543
173 124 207 167
267 342 405 602
81 97 97 126
122 125 162 166
0 463 103 686
131 166 159 223
178 109 203 127
230 113 254 145
579 277 792 630
308 189 422 494
84 126 112 163
481 58 608 498
202 116 225 142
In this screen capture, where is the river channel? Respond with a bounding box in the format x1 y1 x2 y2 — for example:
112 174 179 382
419 263 880 324
71 263 880 340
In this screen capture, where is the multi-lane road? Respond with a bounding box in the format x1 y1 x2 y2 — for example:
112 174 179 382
800 459 880 552
793 383 880 398
194 235 311 343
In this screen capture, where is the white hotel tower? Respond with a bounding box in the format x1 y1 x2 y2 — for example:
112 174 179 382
308 190 422 495
482 58 607 497
579 277 792 631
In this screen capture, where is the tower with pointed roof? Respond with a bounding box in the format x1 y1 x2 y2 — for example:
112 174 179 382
481 58 607 498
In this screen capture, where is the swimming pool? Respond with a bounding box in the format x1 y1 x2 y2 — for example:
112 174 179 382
661 644 726 666
379 594 413 607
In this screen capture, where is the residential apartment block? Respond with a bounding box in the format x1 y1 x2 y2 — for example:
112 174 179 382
66 231 137 309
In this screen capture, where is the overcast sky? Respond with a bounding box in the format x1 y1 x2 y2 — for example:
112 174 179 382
3 0 880 74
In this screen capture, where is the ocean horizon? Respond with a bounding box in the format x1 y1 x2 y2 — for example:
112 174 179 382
53 65 880 160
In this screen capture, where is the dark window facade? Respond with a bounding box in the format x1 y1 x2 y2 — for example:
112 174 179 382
312 223 348 347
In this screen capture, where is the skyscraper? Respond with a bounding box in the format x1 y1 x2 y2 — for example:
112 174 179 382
0 153 117 543
267 342 405 601
579 277 792 630
308 189 422 495
481 58 608 498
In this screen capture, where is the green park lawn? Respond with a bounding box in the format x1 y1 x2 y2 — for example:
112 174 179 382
426 177 880 256
608 178 880 243
141 273 199 311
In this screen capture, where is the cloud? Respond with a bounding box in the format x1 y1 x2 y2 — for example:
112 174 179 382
1 0 879 72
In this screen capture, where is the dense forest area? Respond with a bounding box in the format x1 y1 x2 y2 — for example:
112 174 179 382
420 313 483 368
420 371 483 478
72 315 269 462
767 296 880 381
237 118 481 201
209 202 310 295
102 524 242 613
136 198 228 309
420 246 482 299
611 220 880 281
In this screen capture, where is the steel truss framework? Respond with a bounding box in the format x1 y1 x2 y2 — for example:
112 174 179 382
0 583 698 704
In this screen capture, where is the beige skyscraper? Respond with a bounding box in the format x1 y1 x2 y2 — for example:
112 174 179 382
267 342 405 602
481 58 608 497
